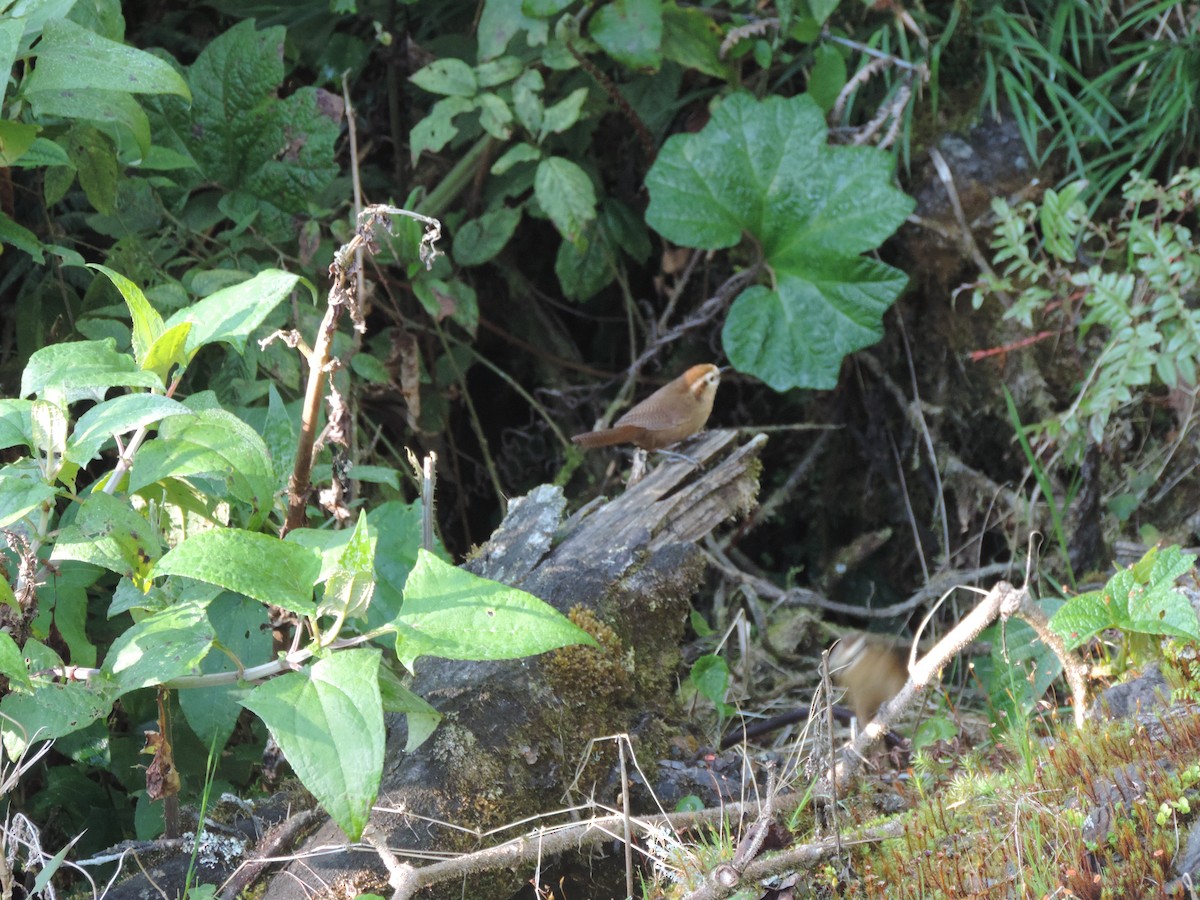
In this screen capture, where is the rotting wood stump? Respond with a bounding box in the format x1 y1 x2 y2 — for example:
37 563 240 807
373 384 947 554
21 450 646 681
257 430 766 899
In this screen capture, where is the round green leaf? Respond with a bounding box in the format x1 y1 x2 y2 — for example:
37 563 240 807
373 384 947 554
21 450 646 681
647 93 915 390
589 0 663 70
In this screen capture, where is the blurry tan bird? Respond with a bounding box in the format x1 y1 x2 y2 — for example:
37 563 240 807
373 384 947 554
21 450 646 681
830 634 908 724
572 364 721 452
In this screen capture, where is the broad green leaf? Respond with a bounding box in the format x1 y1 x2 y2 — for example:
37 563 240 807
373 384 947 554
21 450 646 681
391 550 596 670
0 19 21 107
453 206 523 266
146 21 341 239
67 393 193 465
0 210 46 262
478 0 550 61
345 465 401 489
0 580 14 615
1 678 120 760
690 653 734 715
286 528 361 583
590 0 663 70
20 339 162 404
534 157 597 245
109 576 170 618
523 0 574 13
140 321 193 383
477 92 514 139
984 613 1063 721
809 0 842 25
89 265 164 367
808 44 847 113
262 384 297 492
539 87 589 139
129 408 276 520
556 219 616 301
378 664 441 751
722 260 910 391
164 269 310 356
0 460 58 529
491 142 541 175
660 2 731 80
476 56 524 87
64 123 119 215
153 529 320 616
27 88 152 160
51 492 161 579
24 19 190 99
1051 546 1200 647
11 137 71 168
241 649 385 841
179 592 271 752
102 599 214 692
0 632 33 693
40 564 100 667
410 58 478 97
409 96 475 163
368 501 442 624
645 93 914 390
0 399 34 452
0 120 40 166
317 512 376 621
512 70 544 134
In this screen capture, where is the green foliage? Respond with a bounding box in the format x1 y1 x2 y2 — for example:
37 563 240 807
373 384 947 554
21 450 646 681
242 649 386 840
2 11 344 383
0 267 596 843
645 92 914 390
975 169 1200 465
688 653 735 722
1051 545 1200 652
980 1 1200 203
976 607 1063 739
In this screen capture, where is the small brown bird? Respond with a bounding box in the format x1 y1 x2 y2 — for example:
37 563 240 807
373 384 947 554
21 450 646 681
830 634 908 724
572 363 721 451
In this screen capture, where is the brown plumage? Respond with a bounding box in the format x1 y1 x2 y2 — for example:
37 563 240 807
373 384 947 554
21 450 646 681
830 635 908 723
572 364 721 451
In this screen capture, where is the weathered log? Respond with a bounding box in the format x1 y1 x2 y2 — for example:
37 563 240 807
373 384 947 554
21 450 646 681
254 430 765 899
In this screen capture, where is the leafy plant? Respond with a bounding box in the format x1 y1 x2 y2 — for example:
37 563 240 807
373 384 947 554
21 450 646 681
645 92 914 391
0 262 596 843
1050 544 1200 663
974 169 1200 468
980 0 1200 203
2 12 344 382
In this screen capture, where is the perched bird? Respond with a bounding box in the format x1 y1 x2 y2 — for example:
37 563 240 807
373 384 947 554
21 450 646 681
572 364 721 452
830 634 908 724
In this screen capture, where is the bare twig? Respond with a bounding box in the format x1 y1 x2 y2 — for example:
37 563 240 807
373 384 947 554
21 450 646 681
704 543 1013 619
383 795 895 900
218 808 324 900
282 204 441 535
405 448 437 552
928 147 998 281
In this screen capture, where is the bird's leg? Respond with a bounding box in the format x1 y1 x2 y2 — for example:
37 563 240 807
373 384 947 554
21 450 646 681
653 447 701 467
